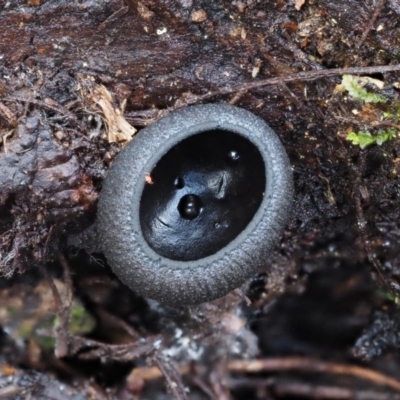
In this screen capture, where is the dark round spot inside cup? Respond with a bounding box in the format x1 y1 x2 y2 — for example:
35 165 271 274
139 130 266 261
178 194 202 220
174 177 185 189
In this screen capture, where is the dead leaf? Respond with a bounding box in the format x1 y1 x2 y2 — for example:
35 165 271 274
295 0 306 11
78 76 136 143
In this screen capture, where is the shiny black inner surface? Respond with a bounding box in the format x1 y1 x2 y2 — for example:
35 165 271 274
139 129 266 261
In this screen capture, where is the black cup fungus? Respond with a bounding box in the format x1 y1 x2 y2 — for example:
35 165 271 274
140 129 266 261
98 104 293 306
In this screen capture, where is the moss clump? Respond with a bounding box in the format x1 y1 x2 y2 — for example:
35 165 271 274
346 129 397 149
340 74 399 149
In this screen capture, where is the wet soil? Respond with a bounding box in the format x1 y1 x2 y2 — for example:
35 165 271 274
0 0 400 399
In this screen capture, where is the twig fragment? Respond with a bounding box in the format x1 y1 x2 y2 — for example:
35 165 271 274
4 96 85 131
154 354 189 400
273 379 400 399
357 0 386 48
228 357 400 393
186 64 400 106
68 335 160 362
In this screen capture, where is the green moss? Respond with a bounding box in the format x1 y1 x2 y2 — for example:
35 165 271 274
7 306 19 318
383 101 400 123
342 74 387 104
19 320 34 338
35 303 95 351
376 289 400 305
341 75 399 149
35 334 56 350
69 303 96 335
346 129 398 149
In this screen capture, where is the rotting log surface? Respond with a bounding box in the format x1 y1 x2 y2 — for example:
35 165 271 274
1 0 400 398
1 0 398 275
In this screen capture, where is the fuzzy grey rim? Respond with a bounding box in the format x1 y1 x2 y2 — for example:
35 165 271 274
97 104 293 306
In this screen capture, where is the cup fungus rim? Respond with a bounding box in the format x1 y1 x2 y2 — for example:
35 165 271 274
98 103 293 306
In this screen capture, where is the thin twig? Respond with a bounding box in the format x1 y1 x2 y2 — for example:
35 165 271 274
99 6 129 30
271 34 325 71
228 357 400 393
58 253 74 308
335 115 400 131
68 335 160 361
154 354 189 400
376 121 400 130
96 308 141 340
182 64 400 107
43 225 55 262
38 264 63 312
38 262 69 357
233 288 252 306
273 380 400 400
38 254 74 358
121 355 400 394
190 375 218 400
118 64 400 128
357 0 386 48
138 64 400 127
210 364 231 400
4 96 86 131
54 253 74 358
229 377 400 399
273 382 399 400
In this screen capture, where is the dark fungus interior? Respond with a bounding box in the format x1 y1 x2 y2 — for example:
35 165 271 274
139 129 266 261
